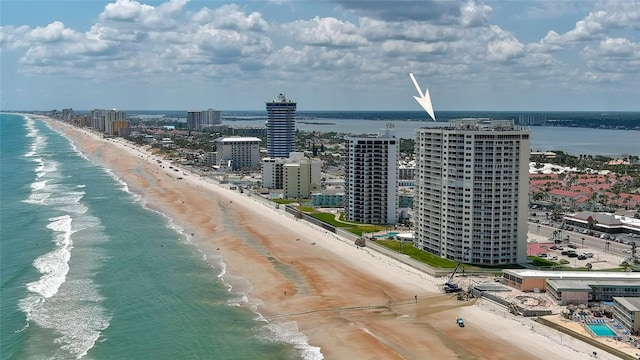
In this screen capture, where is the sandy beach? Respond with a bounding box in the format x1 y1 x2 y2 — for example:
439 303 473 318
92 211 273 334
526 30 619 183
42 117 622 359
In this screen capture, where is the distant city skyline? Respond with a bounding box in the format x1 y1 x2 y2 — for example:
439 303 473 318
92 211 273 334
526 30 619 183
1 0 639 112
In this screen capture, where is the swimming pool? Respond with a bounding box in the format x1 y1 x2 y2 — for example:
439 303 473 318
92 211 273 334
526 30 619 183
587 324 616 337
374 232 399 238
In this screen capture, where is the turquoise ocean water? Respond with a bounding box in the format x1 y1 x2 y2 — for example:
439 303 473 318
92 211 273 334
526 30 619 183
0 114 320 359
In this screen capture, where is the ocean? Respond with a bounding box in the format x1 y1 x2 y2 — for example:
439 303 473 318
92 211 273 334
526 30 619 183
0 113 319 359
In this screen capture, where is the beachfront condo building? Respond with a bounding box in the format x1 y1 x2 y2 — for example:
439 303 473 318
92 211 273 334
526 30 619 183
345 126 398 225
91 109 126 135
215 136 261 170
187 109 222 131
413 119 530 265
266 94 296 158
261 153 322 197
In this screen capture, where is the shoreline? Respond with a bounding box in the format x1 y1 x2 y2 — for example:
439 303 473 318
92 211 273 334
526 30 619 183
36 115 623 359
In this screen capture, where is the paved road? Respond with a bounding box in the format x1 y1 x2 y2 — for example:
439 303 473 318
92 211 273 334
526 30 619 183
528 222 635 257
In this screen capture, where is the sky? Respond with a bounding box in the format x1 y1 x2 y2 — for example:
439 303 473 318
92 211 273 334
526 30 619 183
1 0 639 112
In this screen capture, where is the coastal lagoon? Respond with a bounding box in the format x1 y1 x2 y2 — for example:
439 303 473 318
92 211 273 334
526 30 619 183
227 118 639 157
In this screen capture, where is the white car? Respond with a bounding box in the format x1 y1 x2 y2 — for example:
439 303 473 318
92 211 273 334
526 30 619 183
622 249 631 254
548 255 558 261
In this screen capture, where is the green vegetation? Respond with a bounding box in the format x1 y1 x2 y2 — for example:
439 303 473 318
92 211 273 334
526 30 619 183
273 199 297 205
375 240 461 268
528 256 560 267
297 206 315 212
310 212 349 227
307 213 380 235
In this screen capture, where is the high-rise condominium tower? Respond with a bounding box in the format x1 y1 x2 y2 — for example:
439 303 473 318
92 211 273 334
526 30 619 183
266 93 296 158
345 126 398 225
413 119 530 265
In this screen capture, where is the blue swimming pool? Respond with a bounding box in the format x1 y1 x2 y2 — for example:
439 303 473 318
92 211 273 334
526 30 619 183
587 324 616 337
374 232 399 238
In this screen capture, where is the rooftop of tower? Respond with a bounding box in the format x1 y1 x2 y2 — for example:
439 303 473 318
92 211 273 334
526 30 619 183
267 93 295 103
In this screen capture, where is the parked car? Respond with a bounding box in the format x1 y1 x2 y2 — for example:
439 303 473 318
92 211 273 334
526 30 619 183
577 255 587 260
568 244 577 249
581 252 594 258
556 245 564 250
548 255 558 261
561 250 569 255
623 249 632 254
568 252 579 258
537 253 547 258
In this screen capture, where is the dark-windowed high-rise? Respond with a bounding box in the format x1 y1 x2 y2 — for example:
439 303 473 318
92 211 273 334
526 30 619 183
266 94 296 158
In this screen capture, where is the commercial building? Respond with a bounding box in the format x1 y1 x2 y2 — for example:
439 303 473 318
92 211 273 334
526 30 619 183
613 297 640 334
266 94 296 158
345 126 398 225
215 137 261 170
413 119 530 265
501 269 640 305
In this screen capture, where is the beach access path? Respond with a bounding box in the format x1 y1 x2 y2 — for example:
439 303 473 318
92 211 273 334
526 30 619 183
43 117 622 360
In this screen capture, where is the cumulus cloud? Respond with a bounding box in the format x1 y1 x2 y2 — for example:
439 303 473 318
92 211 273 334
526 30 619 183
1 0 638 110
283 17 368 47
27 22 81 43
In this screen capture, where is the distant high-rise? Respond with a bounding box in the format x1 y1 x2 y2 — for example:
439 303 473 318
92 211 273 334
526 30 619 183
266 94 296 158
91 109 126 135
517 113 546 126
413 119 530 265
345 126 398 225
187 109 222 131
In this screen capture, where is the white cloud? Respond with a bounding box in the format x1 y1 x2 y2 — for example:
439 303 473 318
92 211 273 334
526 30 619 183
101 0 149 21
1 0 638 110
459 0 492 27
283 17 368 47
27 22 81 43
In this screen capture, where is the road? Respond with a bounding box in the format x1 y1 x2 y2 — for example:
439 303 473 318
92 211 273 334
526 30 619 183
528 222 635 258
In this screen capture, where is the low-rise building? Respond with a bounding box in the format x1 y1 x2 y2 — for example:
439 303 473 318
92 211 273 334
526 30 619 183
501 269 640 296
546 279 640 305
311 192 344 207
613 297 640 334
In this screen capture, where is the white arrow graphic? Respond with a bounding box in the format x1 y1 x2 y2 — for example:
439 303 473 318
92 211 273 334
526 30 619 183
409 73 436 121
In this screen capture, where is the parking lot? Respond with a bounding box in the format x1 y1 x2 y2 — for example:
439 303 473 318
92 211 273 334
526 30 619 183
527 232 628 270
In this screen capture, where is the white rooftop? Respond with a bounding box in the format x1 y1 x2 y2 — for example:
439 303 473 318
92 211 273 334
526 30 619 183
503 269 640 280
220 137 261 142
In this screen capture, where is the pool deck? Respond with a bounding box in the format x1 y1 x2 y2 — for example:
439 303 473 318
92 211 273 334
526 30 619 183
539 315 640 360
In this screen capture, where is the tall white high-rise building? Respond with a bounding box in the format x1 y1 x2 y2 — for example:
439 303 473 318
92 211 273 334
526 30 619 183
345 126 398 225
266 94 296 158
413 119 530 265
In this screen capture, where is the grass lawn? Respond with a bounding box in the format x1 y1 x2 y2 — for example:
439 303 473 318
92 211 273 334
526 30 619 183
273 199 297 205
297 206 315 213
528 256 559 267
375 240 460 268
